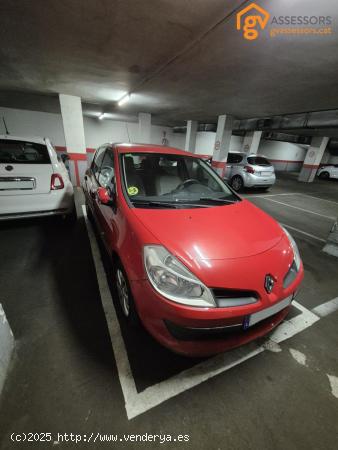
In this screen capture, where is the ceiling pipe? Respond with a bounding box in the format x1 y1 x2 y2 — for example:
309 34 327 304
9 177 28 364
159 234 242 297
233 109 338 132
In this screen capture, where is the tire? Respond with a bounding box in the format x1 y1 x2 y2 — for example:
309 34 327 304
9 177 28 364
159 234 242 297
114 261 140 326
319 171 330 180
231 175 244 192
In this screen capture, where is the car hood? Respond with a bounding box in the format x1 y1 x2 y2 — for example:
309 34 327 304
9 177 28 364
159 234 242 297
131 199 284 262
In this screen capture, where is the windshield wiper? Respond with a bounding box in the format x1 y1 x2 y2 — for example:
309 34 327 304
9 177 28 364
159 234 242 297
131 200 178 208
198 197 238 204
131 200 206 209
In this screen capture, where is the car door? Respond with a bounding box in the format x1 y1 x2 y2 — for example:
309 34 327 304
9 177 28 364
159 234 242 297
226 153 243 179
84 146 106 215
92 147 117 252
332 165 338 178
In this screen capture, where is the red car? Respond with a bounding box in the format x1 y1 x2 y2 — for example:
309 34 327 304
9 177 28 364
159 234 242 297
83 144 303 357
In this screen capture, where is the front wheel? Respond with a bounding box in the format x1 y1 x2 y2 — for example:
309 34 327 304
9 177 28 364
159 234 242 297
115 262 139 326
231 175 244 192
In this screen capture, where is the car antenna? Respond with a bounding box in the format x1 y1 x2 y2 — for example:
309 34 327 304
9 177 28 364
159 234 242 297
125 123 131 143
2 116 9 135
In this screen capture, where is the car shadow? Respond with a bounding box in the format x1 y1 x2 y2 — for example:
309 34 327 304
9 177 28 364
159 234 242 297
0 215 114 370
88 213 207 393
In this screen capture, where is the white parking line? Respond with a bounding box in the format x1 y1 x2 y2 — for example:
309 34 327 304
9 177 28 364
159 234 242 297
243 192 300 198
312 297 338 317
82 205 139 409
299 193 338 206
82 205 332 420
259 197 336 220
280 223 326 243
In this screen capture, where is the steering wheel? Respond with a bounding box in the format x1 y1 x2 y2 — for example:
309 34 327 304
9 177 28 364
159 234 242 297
173 178 201 193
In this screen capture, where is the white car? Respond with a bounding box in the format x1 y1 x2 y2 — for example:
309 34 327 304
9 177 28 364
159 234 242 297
224 153 276 191
0 134 74 220
317 164 338 180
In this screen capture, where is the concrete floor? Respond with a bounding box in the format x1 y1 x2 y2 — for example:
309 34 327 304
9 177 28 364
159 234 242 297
0 173 338 449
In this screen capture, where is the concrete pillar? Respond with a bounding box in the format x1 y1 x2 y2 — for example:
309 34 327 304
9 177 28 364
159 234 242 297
138 112 151 144
59 94 87 186
211 115 233 177
185 120 198 152
298 136 329 182
242 130 262 154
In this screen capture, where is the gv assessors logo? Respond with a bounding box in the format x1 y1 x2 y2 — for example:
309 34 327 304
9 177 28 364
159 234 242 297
236 2 270 40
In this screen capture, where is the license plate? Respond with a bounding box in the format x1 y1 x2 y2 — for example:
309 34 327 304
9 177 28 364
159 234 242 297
243 295 292 329
0 177 35 190
261 171 271 176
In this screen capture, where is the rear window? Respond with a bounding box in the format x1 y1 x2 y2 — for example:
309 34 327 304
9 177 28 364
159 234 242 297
247 156 271 166
227 153 243 164
0 139 50 164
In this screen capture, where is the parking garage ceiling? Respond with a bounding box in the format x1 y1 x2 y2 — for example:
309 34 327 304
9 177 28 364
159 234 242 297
0 0 338 129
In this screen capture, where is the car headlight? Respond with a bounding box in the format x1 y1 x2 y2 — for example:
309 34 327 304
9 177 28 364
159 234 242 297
281 226 301 271
144 245 216 308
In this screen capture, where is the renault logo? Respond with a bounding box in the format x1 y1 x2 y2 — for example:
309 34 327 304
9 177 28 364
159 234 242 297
264 274 275 294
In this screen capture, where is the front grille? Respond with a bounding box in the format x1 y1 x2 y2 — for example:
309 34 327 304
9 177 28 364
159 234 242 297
164 320 243 341
164 306 286 342
212 288 259 308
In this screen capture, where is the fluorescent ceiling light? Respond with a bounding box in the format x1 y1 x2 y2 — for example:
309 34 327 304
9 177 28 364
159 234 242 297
118 94 130 106
98 113 106 120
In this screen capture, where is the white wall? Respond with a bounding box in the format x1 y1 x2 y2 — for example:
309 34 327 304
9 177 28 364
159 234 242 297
0 107 66 145
257 140 307 161
256 140 308 172
0 107 176 150
329 156 338 164
171 131 244 155
3 106 334 171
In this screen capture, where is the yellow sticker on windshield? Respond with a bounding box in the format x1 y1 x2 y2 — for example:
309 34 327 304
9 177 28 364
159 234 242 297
128 186 139 196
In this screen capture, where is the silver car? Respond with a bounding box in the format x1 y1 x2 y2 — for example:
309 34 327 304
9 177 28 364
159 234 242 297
224 153 276 191
317 164 338 180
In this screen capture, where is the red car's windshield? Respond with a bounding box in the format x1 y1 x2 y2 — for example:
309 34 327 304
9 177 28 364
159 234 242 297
121 152 238 208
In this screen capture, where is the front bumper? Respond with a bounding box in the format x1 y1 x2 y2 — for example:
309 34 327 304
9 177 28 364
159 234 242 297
130 271 303 357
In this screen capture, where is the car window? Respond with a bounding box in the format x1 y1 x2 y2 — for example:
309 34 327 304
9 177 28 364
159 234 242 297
92 147 106 177
247 156 271 166
227 153 243 164
0 139 50 164
121 152 239 208
98 149 115 189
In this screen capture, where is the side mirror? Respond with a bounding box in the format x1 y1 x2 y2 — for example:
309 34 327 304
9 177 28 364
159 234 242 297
61 153 70 163
97 187 114 206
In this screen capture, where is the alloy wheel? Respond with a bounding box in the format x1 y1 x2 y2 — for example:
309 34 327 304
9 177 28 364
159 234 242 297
231 176 243 191
116 268 130 317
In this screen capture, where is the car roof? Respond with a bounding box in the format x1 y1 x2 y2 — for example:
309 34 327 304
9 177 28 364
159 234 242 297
0 134 47 145
114 143 199 157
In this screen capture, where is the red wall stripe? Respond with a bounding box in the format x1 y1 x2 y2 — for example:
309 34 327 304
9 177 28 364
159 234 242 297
211 160 226 168
68 153 87 161
302 164 319 169
268 159 303 164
